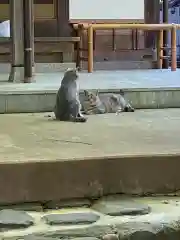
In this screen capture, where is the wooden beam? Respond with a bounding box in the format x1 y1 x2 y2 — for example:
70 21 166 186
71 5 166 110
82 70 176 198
144 0 160 48
56 0 71 37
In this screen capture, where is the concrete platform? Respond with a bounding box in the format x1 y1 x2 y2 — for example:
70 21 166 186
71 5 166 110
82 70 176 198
0 109 180 203
0 69 180 113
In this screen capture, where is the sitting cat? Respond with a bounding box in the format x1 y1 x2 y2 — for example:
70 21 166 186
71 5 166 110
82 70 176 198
54 68 87 122
82 89 135 115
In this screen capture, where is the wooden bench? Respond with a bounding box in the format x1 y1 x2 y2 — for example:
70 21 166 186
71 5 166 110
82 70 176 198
0 37 80 63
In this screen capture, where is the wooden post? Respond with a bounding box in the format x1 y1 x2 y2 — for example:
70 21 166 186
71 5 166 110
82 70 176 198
76 25 82 69
88 25 93 73
162 0 169 69
9 0 24 83
157 30 163 69
171 25 177 71
23 0 33 82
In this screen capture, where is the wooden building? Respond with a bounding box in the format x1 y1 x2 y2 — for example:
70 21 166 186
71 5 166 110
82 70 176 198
0 0 160 66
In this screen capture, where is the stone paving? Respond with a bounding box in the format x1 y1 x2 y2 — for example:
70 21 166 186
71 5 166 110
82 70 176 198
1 195 180 239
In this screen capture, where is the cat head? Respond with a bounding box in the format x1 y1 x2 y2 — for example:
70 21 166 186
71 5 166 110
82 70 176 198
64 68 79 81
83 90 105 114
84 90 100 105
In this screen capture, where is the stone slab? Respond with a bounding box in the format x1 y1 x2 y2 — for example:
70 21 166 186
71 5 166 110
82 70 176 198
0 210 34 230
42 212 100 225
92 198 151 216
44 199 91 210
0 110 179 203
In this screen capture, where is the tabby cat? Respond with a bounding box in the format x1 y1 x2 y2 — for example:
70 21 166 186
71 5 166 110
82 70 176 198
82 89 134 115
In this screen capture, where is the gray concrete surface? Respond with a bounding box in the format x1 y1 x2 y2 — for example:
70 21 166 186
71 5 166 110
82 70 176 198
2 196 180 239
0 69 180 91
0 109 180 162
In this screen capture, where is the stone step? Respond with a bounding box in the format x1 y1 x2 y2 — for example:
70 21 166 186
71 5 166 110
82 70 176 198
1 196 180 239
82 60 152 70
0 109 179 205
0 63 77 74
0 88 179 113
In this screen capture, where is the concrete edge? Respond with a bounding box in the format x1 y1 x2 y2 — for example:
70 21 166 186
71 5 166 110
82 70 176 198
0 87 180 95
0 88 180 113
0 153 180 203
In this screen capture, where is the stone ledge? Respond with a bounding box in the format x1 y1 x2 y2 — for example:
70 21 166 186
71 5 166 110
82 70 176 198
0 88 180 113
0 154 180 204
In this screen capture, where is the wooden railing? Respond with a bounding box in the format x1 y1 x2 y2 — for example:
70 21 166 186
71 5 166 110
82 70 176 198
73 23 179 73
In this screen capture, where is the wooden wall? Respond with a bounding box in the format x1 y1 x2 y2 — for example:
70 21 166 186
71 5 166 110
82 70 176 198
70 0 160 61
0 0 71 37
0 0 159 63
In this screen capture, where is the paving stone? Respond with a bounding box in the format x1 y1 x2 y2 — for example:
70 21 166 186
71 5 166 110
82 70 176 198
44 198 91 210
0 209 34 229
42 212 100 225
116 222 180 240
24 237 100 240
121 230 156 240
27 224 114 239
0 203 43 211
92 197 151 216
23 237 63 240
102 234 119 240
72 238 100 240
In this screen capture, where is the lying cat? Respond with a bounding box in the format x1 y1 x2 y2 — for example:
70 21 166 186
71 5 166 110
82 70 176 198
54 68 87 122
82 89 135 115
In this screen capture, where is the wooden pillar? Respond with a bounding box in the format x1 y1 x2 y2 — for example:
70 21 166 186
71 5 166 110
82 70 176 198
171 25 177 71
144 0 160 48
9 0 24 82
88 25 93 73
162 0 169 69
31 0 35 75
23 0 34 82
157 30 163 69
57 0 71 37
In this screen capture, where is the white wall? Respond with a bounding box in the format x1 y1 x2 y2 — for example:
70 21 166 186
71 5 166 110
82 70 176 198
70 0 144 20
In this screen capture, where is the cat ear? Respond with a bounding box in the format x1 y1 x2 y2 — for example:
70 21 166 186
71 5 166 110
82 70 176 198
84 90 88 96
65 68 71 73
119 89 124 96
76 67 80 72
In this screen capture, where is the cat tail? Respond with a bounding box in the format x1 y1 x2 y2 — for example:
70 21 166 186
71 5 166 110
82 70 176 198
124 104 135 112
74 117 87 123
70 115 87 123
119 89 125 96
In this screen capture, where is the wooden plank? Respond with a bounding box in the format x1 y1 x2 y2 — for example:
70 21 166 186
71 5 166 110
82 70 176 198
0 37 80 43
34 37 80 42
0 0 54 4
0 41 77 53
